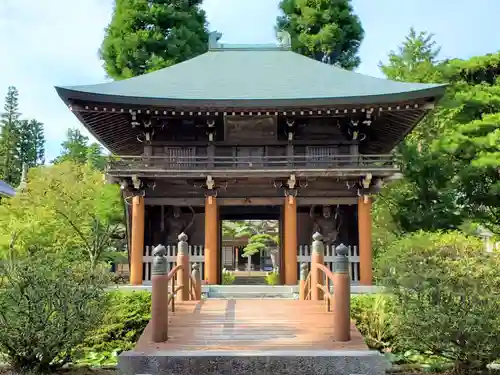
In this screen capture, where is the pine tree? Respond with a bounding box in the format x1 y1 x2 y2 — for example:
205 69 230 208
53 128 106 171
18 119 45 168
0 86 21 185
53 128 90 165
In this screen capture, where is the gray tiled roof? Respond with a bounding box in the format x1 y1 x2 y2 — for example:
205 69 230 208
0 180 15 197
56 47 446 106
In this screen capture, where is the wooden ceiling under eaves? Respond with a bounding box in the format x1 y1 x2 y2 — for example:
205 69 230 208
72 101 430 155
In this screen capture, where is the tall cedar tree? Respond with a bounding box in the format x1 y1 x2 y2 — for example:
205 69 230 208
276 0 364 70
53 129 107 171
100 0 209 80
18 119 45 167
0 86 21 185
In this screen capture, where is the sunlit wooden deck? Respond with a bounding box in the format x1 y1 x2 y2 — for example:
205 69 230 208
135 299 367 353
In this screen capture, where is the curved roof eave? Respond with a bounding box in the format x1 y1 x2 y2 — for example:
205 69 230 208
55 84 447 109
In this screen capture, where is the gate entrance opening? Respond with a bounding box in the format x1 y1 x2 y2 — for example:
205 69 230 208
220 206 281 284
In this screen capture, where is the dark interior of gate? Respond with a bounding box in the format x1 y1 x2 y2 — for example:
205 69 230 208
143 203 359 283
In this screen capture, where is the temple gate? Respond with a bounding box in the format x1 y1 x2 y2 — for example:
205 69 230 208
56 32 445 287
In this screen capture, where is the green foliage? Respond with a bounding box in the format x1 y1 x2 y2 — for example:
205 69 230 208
371 192 401 259
0 86 21 186
0 162 124 268
18 119 45 168
377 231 500 371
0 251 111 372
265 271 280 285
100 0 209 80
0 86 45 186
52 129 107 172
221 269 235 285
380 28 444 84
243 233 277 257
276 0 364 70
350 294 396 352
75 291 151 367
379 30 500 235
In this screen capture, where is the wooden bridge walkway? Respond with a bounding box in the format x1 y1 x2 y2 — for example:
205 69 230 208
135 299 367 353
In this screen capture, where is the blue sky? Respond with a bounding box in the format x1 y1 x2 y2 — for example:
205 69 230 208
0 0 498 161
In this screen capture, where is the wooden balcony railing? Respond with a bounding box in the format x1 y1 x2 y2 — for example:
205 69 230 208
107 154 397 176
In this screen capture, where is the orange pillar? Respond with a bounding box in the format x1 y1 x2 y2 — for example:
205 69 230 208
130 195 144 285
358 196 373 285
284 195 298 285
204 195 218 284
332 244 351 341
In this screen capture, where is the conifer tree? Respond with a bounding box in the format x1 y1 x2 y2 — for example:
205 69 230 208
0 86 21 185
100 0 209 80
18 119 45 167
276 0 364 70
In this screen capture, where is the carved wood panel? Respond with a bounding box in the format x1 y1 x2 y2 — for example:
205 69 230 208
306 146 338 167
164 147 195 168
224 116 277 142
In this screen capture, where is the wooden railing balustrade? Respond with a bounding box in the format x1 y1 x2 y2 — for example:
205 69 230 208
299 233 351 342
150 233 201 343
108 154 396 173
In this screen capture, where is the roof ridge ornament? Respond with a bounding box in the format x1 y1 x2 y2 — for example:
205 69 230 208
208 31 222 50
276 31 291 49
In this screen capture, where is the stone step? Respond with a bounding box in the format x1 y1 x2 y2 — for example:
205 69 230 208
208 294 296 299
119 350 389 375
206 285 297 299
233 275 267 285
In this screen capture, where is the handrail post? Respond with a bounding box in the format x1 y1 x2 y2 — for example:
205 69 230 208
176 232 190 301
192 263 201 300
151 244 169 342
311 232 324 301
333 243 351 341
299 263 308 300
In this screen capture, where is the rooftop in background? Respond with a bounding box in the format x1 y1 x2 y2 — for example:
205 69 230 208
56 33 446 108
0 180 15 197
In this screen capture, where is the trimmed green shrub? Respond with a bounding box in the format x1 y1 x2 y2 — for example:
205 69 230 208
350 294 396 351
0 252 110 373
265 271 280 285
75 291 151 367
376 230 500 372
221 269 235 285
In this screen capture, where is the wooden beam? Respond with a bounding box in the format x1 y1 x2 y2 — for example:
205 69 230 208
144 197 359 206
296 197 358 205
218 197 283 206
144 198 205 206
108 168 399 179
